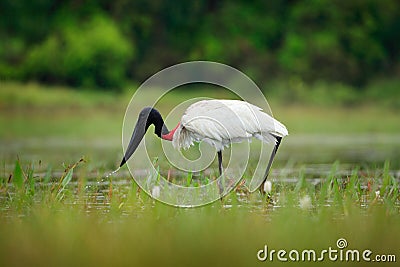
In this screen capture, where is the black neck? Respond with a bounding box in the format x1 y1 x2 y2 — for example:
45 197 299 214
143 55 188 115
145 108 169 137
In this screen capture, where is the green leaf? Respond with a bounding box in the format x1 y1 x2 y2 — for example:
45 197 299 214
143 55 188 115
56 168 74 201
27 164 35 195
186 171 193 187
13 160 24 189
62 168 74 188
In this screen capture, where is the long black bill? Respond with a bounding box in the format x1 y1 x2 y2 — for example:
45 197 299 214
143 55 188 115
120 117 147 167
260 135 282 193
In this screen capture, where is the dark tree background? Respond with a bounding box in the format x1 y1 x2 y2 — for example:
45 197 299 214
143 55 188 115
0 0 399 90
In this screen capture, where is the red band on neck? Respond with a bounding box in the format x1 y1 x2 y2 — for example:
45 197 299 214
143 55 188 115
161 123 180 141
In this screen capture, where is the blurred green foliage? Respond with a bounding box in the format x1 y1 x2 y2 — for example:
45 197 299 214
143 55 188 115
0 0 399 90
24 15 133 88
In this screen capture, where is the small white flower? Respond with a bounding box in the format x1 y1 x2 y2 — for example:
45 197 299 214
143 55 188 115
263 181 272 194
151 186 161 198
375 190 380 198
299 195 312 209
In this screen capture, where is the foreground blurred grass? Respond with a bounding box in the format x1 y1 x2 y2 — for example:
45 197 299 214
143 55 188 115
1 203 398 267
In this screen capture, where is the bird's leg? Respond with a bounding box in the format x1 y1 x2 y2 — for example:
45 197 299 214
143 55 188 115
217 151 224 197
217 151 223 176
260 136 282 195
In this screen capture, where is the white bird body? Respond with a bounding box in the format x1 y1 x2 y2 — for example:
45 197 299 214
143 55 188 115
172 100 288 151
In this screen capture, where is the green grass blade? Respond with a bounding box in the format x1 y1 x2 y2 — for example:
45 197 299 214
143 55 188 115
186 171 193 187
61 168 74 188
13 160 24 189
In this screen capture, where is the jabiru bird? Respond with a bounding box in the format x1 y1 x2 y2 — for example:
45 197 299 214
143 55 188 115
119 99 288 192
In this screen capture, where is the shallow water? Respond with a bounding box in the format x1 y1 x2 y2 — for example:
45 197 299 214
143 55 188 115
1 133 399 170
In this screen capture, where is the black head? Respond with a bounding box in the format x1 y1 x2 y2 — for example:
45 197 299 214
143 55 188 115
119 107 169 167
143 107 166 137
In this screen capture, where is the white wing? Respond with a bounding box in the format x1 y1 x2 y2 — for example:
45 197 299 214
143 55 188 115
173 100 288 150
